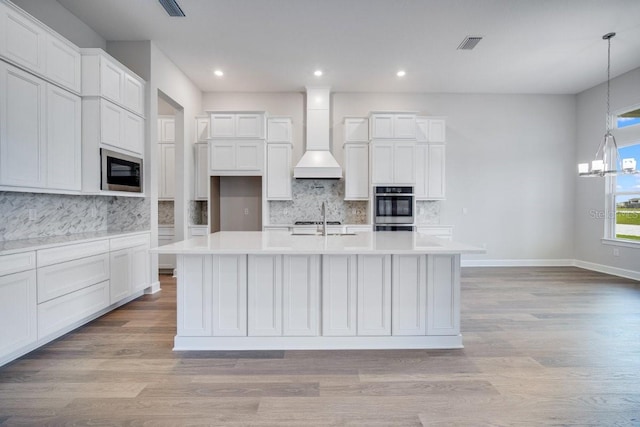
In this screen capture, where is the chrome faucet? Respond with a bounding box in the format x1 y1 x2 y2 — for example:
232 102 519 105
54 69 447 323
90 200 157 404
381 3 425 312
321 201 327 236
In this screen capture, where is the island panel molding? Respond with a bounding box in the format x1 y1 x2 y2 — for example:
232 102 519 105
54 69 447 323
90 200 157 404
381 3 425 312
153 231 484 350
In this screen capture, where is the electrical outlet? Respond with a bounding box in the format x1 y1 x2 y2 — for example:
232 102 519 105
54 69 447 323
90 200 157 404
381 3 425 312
28 209 37 221
613 248 620 256
244 208 249 215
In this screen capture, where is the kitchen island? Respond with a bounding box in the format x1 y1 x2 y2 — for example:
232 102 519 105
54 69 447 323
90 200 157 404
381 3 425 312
152 231 484 350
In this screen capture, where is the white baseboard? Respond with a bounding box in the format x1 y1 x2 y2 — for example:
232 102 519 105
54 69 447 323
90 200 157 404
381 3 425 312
144 281 162 294
572 260 640 281
461 259 574 267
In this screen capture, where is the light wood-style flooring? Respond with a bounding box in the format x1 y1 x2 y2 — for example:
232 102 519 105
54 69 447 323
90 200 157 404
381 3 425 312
1 267 639 426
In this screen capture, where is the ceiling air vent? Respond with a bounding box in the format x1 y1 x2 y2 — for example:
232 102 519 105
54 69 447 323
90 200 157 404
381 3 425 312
159 0 185 17
457 36 483 50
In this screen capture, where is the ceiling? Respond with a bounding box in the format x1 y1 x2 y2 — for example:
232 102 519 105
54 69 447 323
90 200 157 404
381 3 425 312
54 0 640 94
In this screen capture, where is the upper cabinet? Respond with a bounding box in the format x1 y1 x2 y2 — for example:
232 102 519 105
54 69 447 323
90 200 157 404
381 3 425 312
344 117 369 142
416 117 446 143
370 113 417 140
81 48 145 117
210 113 265 139
158 116 175 143
343 118 370 200
370 141 416 185
0 1 81 93
195 115 210 142
158 142 175 200
266 117 292 200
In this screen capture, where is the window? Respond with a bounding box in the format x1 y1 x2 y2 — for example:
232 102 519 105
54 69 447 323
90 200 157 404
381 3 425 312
616 107 640 129
609 143 640 242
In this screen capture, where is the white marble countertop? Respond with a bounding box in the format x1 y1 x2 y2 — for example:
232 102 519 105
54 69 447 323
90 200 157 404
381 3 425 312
0 230 150 256
150 231 484 255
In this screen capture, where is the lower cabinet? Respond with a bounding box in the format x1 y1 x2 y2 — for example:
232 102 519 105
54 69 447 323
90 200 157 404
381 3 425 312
392 255 427 336
322 255 357 336
110 235 151 304
110 249 131 304
212 255 247 336
0 270 37 358
357 255 392 336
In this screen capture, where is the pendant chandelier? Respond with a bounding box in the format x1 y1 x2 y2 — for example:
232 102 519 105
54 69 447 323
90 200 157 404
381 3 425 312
578 32 638 177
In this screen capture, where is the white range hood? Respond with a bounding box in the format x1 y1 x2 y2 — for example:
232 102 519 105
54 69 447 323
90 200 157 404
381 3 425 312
293 87 342 179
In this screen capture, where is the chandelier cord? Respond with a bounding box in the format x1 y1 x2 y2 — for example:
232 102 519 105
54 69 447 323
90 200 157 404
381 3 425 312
606 35 611 133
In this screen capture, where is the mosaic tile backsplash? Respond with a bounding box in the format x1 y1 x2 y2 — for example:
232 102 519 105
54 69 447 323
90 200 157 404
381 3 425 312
158 201 174 225
0 192 149 241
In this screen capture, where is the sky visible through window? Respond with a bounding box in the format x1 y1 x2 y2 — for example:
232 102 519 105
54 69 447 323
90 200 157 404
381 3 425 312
617 117 640 128
616 144 640 203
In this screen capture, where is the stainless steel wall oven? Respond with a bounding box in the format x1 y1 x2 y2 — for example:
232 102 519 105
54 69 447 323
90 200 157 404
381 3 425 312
374 186 415 230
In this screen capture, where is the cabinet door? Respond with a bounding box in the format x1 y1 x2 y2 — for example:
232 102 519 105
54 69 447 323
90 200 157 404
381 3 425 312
344 118 369 142
210 114 235 138
0 270 37 358
427 144 445 199
0 63 46 189
159 118 175 142
109 248 131 304
195 117 209 141
2 6 46 75
194 142 209 200
248 255 282 336
47 84 81 191
100 99 123 148
177 255 212 336
427 255 460 336
236 114 264 138
266 143 292 200
370 142 394 185
414 143 428 199
236 141 263 171
212 255 247 336
357 254 391 336
45 35 81 93
322 255 357 336
267 117 291 142
130 244 150 293
344 143 369 200
393 114 417 139
283 255 320 336
209 141 235 171
370 114 394 139
158 143 175 200
428 119 446 143
100 57 124 105
393 142 416 184
122 110 144 155
392 255 427 335
415 118 428 142
123 74 144 116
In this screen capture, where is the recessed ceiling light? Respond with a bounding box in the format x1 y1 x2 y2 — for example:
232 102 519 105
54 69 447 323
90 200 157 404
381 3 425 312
314 70 323 77
214 70 224 77
396 70 406 77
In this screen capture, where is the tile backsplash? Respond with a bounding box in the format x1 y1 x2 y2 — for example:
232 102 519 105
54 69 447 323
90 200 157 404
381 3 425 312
0 192 149 241
158 201 174 225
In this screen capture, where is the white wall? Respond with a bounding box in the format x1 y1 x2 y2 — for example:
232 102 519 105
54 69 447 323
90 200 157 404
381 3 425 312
575 67 640 277
11 0 106 49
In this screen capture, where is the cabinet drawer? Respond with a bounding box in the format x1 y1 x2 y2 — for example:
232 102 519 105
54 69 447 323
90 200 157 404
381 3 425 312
37 240 109 267
37 280 109 339
110 234 150 251
0 251 36 276
37 253 110 303
188 227 208 237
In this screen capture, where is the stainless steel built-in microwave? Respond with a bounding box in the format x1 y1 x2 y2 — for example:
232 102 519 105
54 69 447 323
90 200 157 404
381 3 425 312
374 186 415 225
101 148 143 193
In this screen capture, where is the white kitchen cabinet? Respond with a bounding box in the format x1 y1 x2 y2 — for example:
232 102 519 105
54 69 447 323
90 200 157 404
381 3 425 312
177 255 212 336
427 255 460 336
267 117 292 142
370 113 417 139
158 142 175 200
195 116 209 141
109 234 151 303
0 2 46 75
392 255 427 336
416 117 446 143
212 254 247 336
343 142 369 200
46 84 81 191
0 62 81 193
344 117 369 142
370 141 416 185
188 225 208 238
0 270 37 361
248 255 282 336
415 143 445 200
282 255 320 336
158 227 175 271
209 140 264 175
96 98 144 156
81 48 145 116
158 116 175 142
357 254 391 336
322 255 357 336
416 226 453 241
210 113 264 139
37 253 110 304
45 35 81 93
266 142 292 200
194 142 209 200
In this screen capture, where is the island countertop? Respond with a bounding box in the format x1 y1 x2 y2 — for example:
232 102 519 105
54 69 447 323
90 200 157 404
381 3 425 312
150 230 485 256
